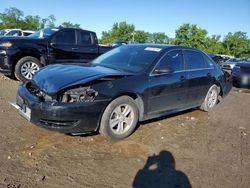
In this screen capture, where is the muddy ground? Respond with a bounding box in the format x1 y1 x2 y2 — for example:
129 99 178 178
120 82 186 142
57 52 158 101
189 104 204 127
0 74 249 188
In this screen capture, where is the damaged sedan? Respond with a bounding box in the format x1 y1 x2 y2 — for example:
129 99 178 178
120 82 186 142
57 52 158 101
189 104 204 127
13 45 232 140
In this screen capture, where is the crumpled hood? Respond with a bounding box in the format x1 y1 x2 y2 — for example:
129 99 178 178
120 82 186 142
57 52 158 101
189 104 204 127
32 64 132 94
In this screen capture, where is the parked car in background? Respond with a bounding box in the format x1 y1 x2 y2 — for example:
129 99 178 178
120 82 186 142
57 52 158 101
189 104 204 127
12 44 232 140
232 61 250 88
0 29 34 37
222 58 243 70
0 27 113 82
209 54 231 66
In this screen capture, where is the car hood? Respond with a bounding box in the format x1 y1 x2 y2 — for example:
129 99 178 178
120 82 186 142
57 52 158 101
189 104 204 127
32 64 133 94
0 36 46 43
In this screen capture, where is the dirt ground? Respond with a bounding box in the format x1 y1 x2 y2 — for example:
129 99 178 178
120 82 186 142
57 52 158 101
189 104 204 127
0 74 249 188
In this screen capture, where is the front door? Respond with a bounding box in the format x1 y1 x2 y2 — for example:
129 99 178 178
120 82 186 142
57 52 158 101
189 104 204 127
48 29 79 64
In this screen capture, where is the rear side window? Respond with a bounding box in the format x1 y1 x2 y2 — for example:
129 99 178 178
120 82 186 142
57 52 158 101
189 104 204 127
53 30 76 44
155 50 184 71
184 50 207 69
79 31 92 45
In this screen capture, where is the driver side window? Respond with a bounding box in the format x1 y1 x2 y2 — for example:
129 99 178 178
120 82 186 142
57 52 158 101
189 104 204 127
156 50 184 72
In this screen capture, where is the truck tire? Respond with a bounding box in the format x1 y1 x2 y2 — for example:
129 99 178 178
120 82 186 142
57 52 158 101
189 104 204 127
14 56 42 82
99 96 139 140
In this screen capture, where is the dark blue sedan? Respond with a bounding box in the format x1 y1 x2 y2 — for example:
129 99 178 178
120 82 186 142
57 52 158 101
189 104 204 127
13 45 232 140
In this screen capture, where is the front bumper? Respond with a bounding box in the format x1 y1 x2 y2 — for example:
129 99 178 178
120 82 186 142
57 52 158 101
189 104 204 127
15 85 109 134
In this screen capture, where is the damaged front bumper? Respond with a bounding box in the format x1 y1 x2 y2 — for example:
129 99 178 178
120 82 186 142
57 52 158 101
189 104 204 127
14 85 109 134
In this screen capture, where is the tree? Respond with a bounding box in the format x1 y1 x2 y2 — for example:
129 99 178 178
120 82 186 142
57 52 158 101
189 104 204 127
101 21 135 43
0 7 56 30
24 15 40 30
0 7 25 29
61 21 81 29
134 30 149 43
205 35 224 54
39 14 56 28
223 31 249 57
147 32 169 44
174 23 208 50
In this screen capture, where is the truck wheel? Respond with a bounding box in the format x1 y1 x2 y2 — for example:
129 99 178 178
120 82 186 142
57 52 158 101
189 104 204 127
200 84 219 112
99 96 139 140
14 56 42 82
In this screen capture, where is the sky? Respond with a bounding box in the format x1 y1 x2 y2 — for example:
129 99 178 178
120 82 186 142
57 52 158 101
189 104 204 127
1 0 250 38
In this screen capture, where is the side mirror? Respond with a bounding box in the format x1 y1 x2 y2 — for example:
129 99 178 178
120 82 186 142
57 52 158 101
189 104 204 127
153 67 174 75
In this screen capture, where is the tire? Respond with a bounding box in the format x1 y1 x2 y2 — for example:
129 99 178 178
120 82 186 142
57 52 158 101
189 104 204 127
14 56 42 82
99 96 139 140
200 84 219 112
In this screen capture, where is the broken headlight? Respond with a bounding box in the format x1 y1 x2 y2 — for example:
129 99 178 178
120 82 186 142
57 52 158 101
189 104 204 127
61 87 98 103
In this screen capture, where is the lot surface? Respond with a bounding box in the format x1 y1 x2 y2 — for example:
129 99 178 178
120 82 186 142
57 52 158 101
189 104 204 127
0 75 249 188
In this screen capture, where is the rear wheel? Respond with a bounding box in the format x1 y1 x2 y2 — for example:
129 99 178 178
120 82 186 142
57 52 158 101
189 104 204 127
99 96 139 140
200 84 219 112
14 56 42 82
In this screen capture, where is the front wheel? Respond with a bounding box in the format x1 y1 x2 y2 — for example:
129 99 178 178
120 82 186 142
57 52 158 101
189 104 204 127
99 96 139 140
200 84 219 112
14 56 42 82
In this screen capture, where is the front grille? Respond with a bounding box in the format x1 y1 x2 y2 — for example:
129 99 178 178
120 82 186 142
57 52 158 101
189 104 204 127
39 119 79 127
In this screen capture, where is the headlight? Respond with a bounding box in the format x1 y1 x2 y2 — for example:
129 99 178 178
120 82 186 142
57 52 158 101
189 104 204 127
0 42 12 48
61 87 98 103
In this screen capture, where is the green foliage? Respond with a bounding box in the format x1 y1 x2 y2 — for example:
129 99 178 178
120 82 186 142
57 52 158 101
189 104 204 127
100 22 169 44
134 30 149 43
0 7 26 29
174 23 208 50
205 35 224 54
0 7 80 31
61 21 81 29
101 22 135 43
147 32 169 44
223 32 249 57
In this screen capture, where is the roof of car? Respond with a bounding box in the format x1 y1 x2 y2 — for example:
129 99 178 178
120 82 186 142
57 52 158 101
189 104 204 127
127 43 200 51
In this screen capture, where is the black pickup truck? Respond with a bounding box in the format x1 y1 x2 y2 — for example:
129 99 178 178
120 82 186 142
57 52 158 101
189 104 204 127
0 27 112 82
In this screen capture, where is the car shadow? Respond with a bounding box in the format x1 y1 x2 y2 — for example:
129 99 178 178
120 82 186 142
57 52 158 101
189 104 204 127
133 150 192 188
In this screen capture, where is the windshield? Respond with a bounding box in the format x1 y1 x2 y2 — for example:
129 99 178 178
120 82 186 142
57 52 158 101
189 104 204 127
91 45 162 73
29 28 58 38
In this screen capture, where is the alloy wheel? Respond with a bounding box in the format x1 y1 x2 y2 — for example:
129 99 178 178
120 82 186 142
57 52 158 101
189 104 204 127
20 61 40 80
109 104 135 135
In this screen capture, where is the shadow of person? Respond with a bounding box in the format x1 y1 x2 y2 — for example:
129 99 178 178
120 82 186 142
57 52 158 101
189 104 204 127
133 151 191 188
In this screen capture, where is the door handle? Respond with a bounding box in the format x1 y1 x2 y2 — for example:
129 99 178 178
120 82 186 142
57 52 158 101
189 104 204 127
179 76 186 81
72 47 78 50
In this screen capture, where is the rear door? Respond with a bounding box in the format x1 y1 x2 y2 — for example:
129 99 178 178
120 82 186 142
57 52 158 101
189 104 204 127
148 50 188 114
48 29 79 64
183 50 214 106
75 30 99 63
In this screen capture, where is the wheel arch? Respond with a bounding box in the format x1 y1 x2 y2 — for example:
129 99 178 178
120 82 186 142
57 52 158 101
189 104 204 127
96 92 145 131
